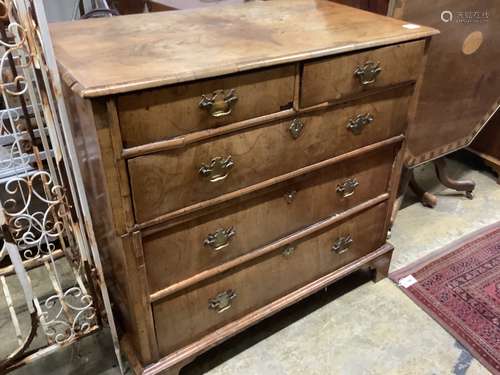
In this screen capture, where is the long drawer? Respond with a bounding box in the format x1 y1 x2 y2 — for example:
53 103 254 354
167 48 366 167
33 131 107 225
143 146 395 293
117 65 296 147
301 40 425 108
129 87 411 223
153 202 388 356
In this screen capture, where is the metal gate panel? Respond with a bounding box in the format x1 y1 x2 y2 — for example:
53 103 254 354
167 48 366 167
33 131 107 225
0 0 122 372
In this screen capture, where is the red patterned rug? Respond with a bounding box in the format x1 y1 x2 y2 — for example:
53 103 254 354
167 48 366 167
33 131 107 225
390 223 500 375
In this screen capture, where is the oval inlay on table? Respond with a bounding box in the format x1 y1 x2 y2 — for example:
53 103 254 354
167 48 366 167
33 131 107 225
462 31 483 55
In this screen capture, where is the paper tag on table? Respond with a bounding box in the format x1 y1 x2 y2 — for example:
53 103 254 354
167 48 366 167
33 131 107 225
399 275 418 288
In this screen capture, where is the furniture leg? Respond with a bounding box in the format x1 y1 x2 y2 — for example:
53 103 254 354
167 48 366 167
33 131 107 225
434 158 475 199
409 169 438 208
370 249 393 283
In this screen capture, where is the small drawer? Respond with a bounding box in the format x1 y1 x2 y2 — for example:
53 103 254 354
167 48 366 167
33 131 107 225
153 202 388 356
128 86 410 223
143 146 395 293
300 40 425 108
117 65 296 147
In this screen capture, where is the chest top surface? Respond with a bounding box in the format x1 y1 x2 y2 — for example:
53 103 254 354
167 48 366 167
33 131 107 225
50 0 437 98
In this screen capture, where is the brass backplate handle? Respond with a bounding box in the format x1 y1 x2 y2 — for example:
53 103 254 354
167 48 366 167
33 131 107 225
332 235 353 255
354 61 382 85
204 227 236 251
336 178 359 198
199 89 238 118
199 155 235 182
347 113 374 135
209 290 236 313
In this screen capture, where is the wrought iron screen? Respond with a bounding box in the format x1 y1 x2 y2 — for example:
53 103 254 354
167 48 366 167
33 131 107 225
0 0 121 373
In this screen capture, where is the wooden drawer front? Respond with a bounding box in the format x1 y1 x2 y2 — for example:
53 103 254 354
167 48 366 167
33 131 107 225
301 40 425 108
129 87 410 223
117 65 296 147
153 202 388 355
144 147 394 292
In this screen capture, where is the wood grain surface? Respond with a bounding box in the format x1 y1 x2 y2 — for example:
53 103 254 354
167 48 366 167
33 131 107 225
50 0 437 97
392 0 500 166
301 40 425 107
54 2 433 371
153 202 388 356
128 87 411 223
143 146 394 293
469 109 500 183
62 86 159 363
471 110 500 160
117 65 295 147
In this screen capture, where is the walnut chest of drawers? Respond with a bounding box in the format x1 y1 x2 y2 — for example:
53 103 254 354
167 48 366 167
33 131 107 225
50 1 437 374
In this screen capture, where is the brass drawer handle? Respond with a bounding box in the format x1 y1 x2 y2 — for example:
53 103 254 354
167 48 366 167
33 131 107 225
199 89 238 118
204 227 236 251
199 155 234 182
209 289 236 313
282 244 296 257
354 61 382 86
336 178 359 198
332 235 353 255
347 113 374 135
288 119 305 139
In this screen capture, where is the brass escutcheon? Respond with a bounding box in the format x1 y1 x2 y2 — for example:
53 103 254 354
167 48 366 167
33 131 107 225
282 244 296 257
289 118 305 139
284 190 297 204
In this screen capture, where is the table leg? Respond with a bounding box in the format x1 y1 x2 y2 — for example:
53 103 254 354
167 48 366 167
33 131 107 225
409 169 438 208
434 157 475 199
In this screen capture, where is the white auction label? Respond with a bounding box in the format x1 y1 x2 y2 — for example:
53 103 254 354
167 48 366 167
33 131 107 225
399 275 418 288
